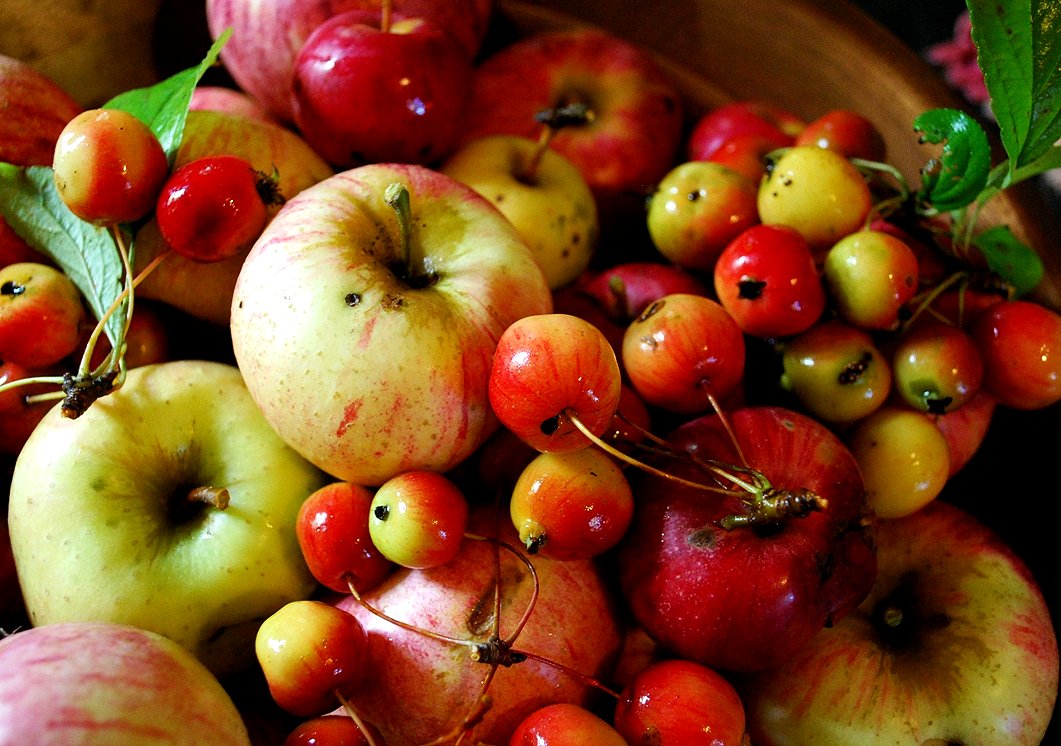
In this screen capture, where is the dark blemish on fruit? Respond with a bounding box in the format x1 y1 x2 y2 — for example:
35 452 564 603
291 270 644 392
637 298 665 322
495 194 505 203
345 292 362 307
381 293 404 310
561 249 570 259
687 190 704 202
838 351 872 385
737 277 766 300
540 415 560 435
373 504 390 521
781 175 793 186
688 525 717 548
1 281 25 296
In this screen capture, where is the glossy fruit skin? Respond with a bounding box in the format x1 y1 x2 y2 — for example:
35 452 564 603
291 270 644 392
510 703 627 746
0 261 86 367
52 108 169 226
292 13 472 167
368 470 469 569
646 160 760 271
707 132 784 182
758 145 871 250
255 600 369 718
621 293 746 414
823 229 920 330
617 406 877 673
613 659 747 745
296 482 393 594
972 299 1061 410
686 100 801 161
781 320 892 423
284 715 381 746
794 108 886 161
713 224 826 338
509 447 633 560
489 313 622 453
156 155 269 263
846 406 951 519
892 320 984 414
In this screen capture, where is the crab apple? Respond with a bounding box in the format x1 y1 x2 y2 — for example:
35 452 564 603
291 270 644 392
292 12 472 168
510 703 626 746
0 261 86 367
205 0 493 123
713 224 826 339
758 145 872 251
578 261 709 324
0 360 56 455
297 481 394 594
930 388 996 477
256 600 370 718
739 500 1059 746
686 100 802 161
824 228 920 330
846 406 951 519
369 470 469 569
230 163 551 487
780 319 892 423
510 447 633 560
617 406 877 673
155 154 272 264
646 160 760 271
613 659 748 745
892 319 984 414
794 109 887 161
131 108 334 326
461 27 684 222
971 299 1061 410
441 134 599 290
284 715 383 746
52 108 168 226
706 132 784 182
333 507 624 745
621 293 746 414
489 312 622 453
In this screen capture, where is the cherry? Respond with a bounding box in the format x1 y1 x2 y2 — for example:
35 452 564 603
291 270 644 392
369 470 469 569
823 228 921 330
510 703 626 745
758 145 872 251
255 600 370 718
780 319 893 423
621 293 746 414
971 299 1061 410
52 108 168 226
891 319 984 414
613 659 747 745
0 261 86 368
489 313 623 453
509 447 633 560
646 160 760 271
284 715 383 746
794 108 887 161
713 224 826 339
296 482 394 594
155 154 273 263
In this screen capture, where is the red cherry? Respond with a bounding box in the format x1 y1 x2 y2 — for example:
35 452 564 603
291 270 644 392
971 299 1061 410
794 108 887 161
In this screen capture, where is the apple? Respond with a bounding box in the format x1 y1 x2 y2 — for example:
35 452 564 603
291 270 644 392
291 11 473 168
230 163 552 487
189 85 276 122
331 506 624 745
441 134 599 290
204 0 494 123
131 109 334 326
460 27 684 226
7 359 328 676
0 621 251 745
0 261 87 367
738 500 1059 746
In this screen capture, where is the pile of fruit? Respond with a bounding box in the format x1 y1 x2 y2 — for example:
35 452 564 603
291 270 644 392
1 0 1058 744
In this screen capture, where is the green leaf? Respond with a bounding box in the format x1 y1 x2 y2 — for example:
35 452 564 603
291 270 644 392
914 108 992 212
0 164 126 347
972 224 1044 296
968 0 1061 169
104 28 232 163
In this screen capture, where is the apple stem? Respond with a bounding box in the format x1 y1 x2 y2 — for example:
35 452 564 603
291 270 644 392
187 485 230 510
380 0 393 33
384 182 416 282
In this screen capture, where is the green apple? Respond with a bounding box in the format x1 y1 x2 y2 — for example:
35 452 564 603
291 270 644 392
7 359 328 676
230 163 553 487
739 499 1059 745
441 134 598 290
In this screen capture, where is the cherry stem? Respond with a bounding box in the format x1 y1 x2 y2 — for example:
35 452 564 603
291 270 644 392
901 269 969 332
186 485 230 510
334 689 380 746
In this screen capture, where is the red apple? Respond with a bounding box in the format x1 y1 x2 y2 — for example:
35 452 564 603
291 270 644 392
739 500 1059 746
332 507 624 745
291 12 472 168
616 406 877 673
205 0 493 123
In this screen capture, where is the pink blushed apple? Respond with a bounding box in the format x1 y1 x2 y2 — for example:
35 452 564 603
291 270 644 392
738 499 1059 746
230 163 552 487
